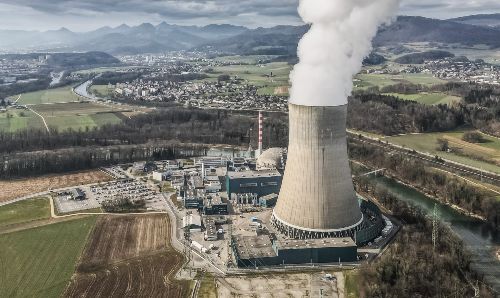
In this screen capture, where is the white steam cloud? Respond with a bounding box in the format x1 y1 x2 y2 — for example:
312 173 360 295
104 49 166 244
289 0 400 107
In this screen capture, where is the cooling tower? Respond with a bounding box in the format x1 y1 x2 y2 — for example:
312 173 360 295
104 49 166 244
271 104 363 239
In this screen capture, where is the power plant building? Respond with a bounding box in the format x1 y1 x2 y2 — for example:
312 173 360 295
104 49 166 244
226 170 282 200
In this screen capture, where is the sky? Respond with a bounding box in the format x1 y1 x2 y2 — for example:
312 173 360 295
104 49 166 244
0 0 499 31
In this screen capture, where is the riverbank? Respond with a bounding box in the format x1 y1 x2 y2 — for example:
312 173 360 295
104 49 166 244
353 159 488 222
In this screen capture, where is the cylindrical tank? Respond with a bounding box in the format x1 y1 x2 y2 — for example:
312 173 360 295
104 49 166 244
272 104 363 239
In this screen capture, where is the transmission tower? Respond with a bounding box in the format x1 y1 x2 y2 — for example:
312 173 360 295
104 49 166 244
432 203 438 251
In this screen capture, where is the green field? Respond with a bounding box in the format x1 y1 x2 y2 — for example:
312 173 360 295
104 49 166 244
0 198 50 229
89 84 114 98
16 86 80 105
386 131 500 174
0 216 97 298
383 92 461 105
31 102 124 132
345 270 360 298
0 109 43 132
355 73 446 90
207 62 292 95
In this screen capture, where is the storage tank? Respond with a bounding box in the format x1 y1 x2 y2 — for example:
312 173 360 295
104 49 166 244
271 104 363 239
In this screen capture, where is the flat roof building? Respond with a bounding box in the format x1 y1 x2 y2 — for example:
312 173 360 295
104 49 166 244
226 170 282 200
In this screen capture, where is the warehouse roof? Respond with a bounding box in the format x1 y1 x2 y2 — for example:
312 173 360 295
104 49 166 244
227 170 281 179
276 237 356 250
233 235 277 259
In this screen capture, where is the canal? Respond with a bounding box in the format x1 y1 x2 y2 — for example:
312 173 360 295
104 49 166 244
367 175 500 293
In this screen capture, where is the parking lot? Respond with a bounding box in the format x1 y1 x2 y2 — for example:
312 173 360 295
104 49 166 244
54 178 169 214
54 187 101 214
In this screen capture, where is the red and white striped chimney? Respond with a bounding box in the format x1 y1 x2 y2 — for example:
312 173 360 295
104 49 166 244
258 111 263 154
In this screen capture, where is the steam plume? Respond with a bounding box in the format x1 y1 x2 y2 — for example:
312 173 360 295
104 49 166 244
289 0 400 107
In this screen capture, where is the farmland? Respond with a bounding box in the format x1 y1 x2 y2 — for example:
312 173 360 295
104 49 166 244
31 102 125 131
208 62 292 95
0 198 50 228
354 73 446 90
64 215 189 298
0 108 43 132
0 170 112 203
0 216 97 298
16 86 80 105
383 92 461 105
385 130 500 174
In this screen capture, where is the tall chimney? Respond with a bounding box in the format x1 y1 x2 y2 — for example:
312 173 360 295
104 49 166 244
271 104 363 239
257 111 263 157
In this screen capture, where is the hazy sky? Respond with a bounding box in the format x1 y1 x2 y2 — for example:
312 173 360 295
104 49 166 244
0 0 499 31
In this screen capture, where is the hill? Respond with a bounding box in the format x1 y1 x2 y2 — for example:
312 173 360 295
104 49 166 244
2 16 500 55
394 50 455 64
374 16 500 48
0 52 120 68
199 16 500 55
448 14 500 28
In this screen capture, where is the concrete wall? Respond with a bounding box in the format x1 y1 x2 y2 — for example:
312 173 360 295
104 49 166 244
273 104 363 233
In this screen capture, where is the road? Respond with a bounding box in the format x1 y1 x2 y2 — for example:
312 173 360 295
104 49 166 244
25 105 50 134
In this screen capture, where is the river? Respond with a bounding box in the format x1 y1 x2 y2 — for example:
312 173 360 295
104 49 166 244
367 175 500 293
73 79 99 100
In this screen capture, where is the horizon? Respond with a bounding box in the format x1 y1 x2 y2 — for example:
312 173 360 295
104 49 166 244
0 0 500 32
2 13 500 34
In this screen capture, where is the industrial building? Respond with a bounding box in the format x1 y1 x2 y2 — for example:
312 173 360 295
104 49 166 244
226 170 282 200
232 235 357 267
230 103 389 268
203 195 228 215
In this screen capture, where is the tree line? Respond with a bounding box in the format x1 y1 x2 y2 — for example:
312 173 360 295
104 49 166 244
350 138 500 229
357 185 494 297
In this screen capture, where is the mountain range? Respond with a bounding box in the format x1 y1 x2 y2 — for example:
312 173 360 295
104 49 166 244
1 14 499 55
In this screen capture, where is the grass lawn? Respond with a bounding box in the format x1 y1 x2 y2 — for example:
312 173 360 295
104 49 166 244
345 270 360 298
17 86 80 105
0 109 43 132
384 92 461 105
386 130 500 174
0 216 97 298
0 198 50 228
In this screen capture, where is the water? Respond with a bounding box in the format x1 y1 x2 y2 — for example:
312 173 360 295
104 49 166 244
74 80 99 100
369 175 500 292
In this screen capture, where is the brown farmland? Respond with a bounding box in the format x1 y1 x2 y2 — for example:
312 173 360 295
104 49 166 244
0 170 112 203
64 215 189 298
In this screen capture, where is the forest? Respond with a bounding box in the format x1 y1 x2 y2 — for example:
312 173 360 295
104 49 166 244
357 187 494 297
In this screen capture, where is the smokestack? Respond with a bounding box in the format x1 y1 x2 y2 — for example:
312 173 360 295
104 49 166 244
272 104 363 239
258 111 263 153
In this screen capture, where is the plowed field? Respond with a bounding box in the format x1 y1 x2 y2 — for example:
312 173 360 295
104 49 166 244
64 215 189 298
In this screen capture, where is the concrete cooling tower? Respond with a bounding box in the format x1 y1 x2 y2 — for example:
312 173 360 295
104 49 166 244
271 104 364 239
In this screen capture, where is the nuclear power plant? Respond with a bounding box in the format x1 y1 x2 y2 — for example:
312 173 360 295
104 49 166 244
230 103 391 268
272 104 363 239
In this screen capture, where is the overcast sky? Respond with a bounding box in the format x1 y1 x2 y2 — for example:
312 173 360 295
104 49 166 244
0 0 499 31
